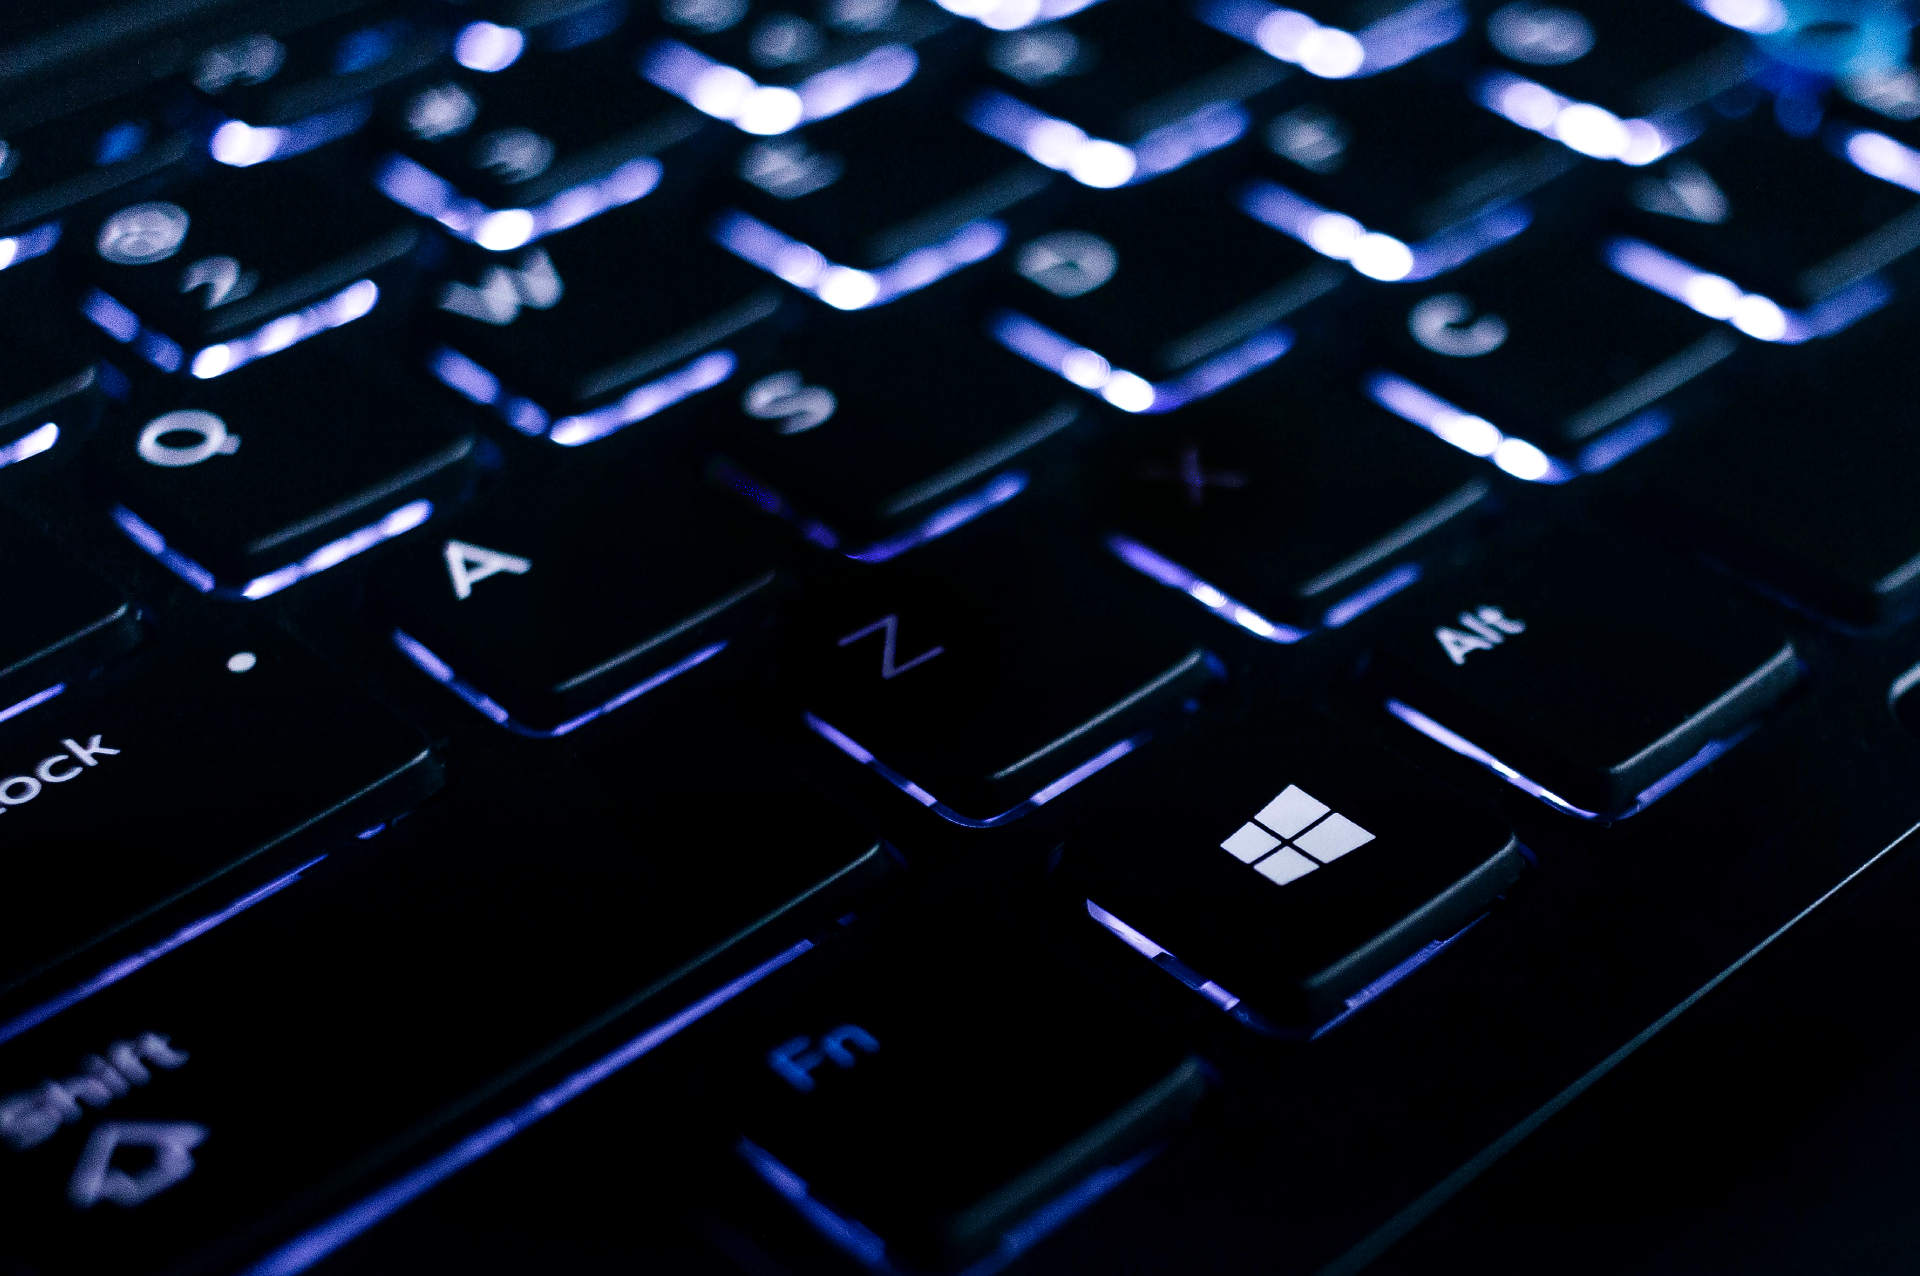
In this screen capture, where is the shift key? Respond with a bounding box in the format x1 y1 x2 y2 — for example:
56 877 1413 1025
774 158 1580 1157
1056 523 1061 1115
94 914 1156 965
0 628 441 996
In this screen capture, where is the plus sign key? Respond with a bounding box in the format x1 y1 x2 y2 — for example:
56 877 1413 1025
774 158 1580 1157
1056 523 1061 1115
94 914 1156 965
1365 531 1801 819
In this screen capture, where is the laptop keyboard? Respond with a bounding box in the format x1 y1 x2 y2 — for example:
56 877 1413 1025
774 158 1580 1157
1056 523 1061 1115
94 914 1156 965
3 1 1920 1272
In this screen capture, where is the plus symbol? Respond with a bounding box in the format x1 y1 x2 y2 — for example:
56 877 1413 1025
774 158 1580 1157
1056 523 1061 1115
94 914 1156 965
1138 444 1249 508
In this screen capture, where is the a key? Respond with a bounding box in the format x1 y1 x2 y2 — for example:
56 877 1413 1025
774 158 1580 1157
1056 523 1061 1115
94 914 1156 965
1366 529 1801 818
0 254 108 471
1642 310 1920 628
708 306 1081 556
427 201 781 445
375 457 781 735
1477 1 1738 114
714 896 1207 1272
0 625 440 997
0 712 882 1276
990 179 1331 406
1614 109 1919 313
74 147 424 378
0 510 139 718
1098 370 1490 636
378 9 697 247
1369 228 1735 469
94 335 482 599
1064 701 1523 1028
791 514 1222 826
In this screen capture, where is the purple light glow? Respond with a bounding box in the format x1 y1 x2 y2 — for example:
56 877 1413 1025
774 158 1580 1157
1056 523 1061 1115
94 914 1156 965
113 500 433 599
932 0 1108 31
711 210 1004 309
550 351 736 446
392 630 728 737
642 40 914 136
1106 534 1307 642
803 710 1144 828
210 101 370 167
1199 0 1464 77
82 290 184 372
1240 180 1528 281
0 856 324 1048
0 422 59 470
245 939 815 1276
989 311 1289 413
965 91 1245 187
1365 371 1573 482
375 153 661 250
191 280 380 379
0 222 61 272
0 683 64 727
1474 70 1680 165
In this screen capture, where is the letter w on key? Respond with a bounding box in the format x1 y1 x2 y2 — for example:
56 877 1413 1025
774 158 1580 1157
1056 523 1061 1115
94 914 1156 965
838 614 943 679
438 249 564 326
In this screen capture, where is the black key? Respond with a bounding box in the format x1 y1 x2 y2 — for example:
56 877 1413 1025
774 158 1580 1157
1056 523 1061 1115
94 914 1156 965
191 6 447 136
791 516 1222 826
1256 65 1567 252
379 10 696 245
1367 530 1801 818
0 624 439 995
1477 0 1738 117
95 336 481 598
0 713 881 1276
74 148 423 377
0 252 108 470
709 307 1080 555
0 82 199 242
1615 110 1919 311
0 1 250 94
718 900 1206 1272
0 509 139 715
375 458 780 735
1644 312 1920 628
718 105 1051 285
991 180 1331 400
1064 701 1523 1028
427 202 781 444
1369 229 1735 468
1099 373 1490 635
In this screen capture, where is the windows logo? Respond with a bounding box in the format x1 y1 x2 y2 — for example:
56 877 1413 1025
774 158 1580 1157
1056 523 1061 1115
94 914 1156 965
1221 784 1375 886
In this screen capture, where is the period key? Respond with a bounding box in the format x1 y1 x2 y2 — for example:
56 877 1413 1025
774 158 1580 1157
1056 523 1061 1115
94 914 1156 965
1367 531 1801 819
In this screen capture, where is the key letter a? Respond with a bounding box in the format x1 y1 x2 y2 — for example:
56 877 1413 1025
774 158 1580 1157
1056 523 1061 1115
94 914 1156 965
445 540 531 600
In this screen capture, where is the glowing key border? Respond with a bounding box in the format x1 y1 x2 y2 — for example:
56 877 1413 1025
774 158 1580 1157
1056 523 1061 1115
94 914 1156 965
989 311 1293 414
711 210 1007 310
1239 179 1531 282
374 153 663 252
711 460 1031 563
428 345 738 446
110 499 435 600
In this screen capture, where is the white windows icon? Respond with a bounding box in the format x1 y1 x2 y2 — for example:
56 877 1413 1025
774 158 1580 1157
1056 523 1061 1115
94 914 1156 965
1221 784 1375 886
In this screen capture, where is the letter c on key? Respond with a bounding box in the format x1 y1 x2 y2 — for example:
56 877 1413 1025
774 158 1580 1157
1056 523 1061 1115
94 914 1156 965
137 411 241 468
1409 294 1508 358
35 755 80 783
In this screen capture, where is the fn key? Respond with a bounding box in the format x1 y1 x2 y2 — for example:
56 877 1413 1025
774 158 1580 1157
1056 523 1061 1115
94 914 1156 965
1369 532 1800 819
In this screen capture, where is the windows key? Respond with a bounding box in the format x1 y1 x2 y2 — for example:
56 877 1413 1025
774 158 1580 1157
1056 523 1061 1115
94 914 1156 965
1061 704 1524 1031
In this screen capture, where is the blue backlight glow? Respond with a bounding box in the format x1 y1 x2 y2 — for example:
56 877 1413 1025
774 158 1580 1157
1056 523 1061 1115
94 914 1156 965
804 710 1145 828
429 347 736 445
965 91 1246 187
375 153 661 250
711 462 1029 560
1689 0 1788 33
1240 180 1529 281
1366 371 1573 482
0 683 64 727
82 289 184 372
642 40 915 136
245 939 815 1276
1201 0 1465 78
191 280 380 379
210 101 370 167
0 422 59 471
712 210 1005 309
1475 69 1680 165
392 630 727 737
1106 534 1307 642
113 500 433 599
1385 696 1754 820
1838 127 1920 192
932 0 1107 31
0 856 323 1049
1576 408 1669 474
990 311 1290 413
1604 236 1889 343
0 222 61 272
455 22 525 72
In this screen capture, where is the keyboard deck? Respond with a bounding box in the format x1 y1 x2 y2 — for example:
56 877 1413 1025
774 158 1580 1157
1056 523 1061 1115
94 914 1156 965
3 1 1920 1272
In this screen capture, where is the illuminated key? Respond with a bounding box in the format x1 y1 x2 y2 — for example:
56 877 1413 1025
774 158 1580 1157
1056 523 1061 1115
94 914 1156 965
0 509 139 718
